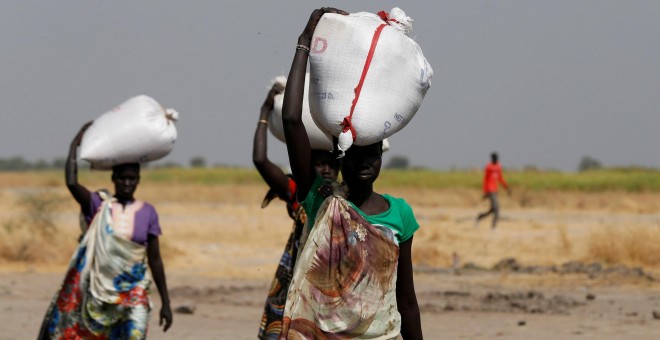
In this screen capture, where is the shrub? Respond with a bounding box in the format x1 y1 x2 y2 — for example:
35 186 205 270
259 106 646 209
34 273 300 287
0 191 64 262
385 155 410 169
579 156 602 172
586 225 660 267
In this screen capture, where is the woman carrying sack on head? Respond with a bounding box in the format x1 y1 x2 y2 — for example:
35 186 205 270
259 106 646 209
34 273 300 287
279 8 423 339
254 82 340 339
38 122 172 339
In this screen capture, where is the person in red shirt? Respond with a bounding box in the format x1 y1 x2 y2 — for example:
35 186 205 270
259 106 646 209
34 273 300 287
476 152 511 229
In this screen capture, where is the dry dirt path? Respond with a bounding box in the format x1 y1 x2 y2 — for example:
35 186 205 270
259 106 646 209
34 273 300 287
2 270 659 339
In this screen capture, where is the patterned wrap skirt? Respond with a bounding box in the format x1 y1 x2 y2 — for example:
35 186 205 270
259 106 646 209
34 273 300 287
38 194 152 340
258 208 307 339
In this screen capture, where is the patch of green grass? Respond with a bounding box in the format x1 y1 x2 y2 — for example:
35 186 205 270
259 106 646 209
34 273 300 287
142 167 263 185
376 169 482 189
378 168 660 192
8 167 660 192
505 169 660 192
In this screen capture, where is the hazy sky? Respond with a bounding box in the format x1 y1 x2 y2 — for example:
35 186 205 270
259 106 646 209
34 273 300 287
1 1 658 172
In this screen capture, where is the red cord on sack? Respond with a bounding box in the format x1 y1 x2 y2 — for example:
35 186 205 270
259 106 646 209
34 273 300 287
378 10 401 25
377 10 389 22
341 16 390 140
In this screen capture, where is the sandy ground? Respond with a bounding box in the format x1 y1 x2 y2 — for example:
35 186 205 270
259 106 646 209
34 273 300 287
2 179 660 339
2 269 660 339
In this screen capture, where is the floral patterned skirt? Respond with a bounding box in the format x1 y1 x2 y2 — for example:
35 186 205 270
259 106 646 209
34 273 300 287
259 209 307 339
38 195 151 340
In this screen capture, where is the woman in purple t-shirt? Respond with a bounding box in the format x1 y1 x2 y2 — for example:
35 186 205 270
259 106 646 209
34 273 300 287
38 122 172 339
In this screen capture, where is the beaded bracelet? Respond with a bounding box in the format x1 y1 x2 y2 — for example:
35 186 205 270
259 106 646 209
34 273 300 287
296 44 310 54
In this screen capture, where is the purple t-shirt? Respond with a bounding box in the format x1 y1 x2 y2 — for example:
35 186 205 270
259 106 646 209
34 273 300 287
84 192 162 246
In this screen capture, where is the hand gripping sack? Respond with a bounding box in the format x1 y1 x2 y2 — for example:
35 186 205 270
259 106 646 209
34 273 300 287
268 74 334 151
80 95 179 169
308 8 433 155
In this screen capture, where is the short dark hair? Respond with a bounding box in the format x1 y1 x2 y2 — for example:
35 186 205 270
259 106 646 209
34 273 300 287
375 140 384 155
311 150 340 171
111 163 141 175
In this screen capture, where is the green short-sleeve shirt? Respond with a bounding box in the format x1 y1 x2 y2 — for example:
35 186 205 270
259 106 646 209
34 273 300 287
301 176 420 244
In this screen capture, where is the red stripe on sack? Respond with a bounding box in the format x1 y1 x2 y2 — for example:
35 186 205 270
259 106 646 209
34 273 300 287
342 23 388 139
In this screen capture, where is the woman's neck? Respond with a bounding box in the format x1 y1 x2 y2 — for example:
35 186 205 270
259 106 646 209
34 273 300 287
347 183 390 215
115 195 134 206
347 183 374 207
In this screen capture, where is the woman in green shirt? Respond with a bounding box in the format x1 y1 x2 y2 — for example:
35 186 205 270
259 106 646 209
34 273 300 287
279 8 423 339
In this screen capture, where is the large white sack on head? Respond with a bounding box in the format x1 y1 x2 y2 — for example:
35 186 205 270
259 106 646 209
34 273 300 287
268 74 334 151
80 95 179 170
308 7 433 155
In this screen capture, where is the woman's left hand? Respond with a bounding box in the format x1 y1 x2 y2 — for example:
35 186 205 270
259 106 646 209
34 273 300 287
299 7 349 46
160 304 173 332
318 182 335 198
71 121 93 148
262 83 285 111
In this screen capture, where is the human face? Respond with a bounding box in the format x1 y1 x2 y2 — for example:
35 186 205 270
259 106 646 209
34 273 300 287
311 151 339 180
112 166 140 200
341 143 382 187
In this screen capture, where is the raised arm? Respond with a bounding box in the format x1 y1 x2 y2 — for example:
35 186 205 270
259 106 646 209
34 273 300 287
282 7 348 200
65 122 93 213
253 83 291 199
396 237 423 339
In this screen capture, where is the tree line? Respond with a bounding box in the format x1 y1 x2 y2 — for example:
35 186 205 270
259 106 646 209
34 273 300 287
0 155 614 172
0 156 68 171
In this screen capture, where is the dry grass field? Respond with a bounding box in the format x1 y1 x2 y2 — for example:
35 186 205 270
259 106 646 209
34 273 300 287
1 169 659 339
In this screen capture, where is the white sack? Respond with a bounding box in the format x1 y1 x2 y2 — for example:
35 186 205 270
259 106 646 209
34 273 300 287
308 7 433 155
269 74 334 151
382 138 390 153
80 95 179 170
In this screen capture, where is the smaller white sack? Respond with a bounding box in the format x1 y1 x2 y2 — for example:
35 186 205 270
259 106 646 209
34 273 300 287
268 74 334 151
382 138 390 153
80 95 179 170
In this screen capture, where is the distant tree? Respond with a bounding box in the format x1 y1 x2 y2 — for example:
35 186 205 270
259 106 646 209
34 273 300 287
33 159 49 170
190 156 206 168
579 156 602 172
0 156 72 171
0 156 30 171
154 161 182 169
385 155 410 169
51 158 67 169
